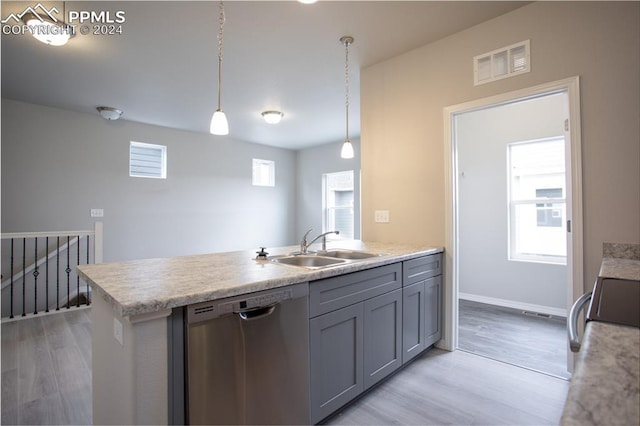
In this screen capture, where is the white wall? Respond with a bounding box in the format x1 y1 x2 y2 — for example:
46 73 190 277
295 140 361 244
361 1 640 294
457 93 567 310
1 99 297 262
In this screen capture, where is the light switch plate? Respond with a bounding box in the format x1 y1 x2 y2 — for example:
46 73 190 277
91 208 104 217
374 210 390 223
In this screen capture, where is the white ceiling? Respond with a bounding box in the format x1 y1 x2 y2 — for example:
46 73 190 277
1 1 526 150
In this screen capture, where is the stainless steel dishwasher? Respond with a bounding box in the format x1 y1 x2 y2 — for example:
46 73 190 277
185 282 310 425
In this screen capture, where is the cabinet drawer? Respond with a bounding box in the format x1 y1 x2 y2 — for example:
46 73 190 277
403 253 442 286
310 263 402 318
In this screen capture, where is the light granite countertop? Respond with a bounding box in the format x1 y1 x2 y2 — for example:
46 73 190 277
599 257 640 281
561 322 639 426
78 240 442 318
561 242 640 426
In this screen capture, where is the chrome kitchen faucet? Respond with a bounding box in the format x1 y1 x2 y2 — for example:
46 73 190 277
300 229 340 254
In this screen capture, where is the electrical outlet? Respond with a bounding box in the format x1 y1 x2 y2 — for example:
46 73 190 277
374 210 390 223
113 318 124 345
91 208 104 218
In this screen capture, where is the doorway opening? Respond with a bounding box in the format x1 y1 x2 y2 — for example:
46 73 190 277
442 77 583 378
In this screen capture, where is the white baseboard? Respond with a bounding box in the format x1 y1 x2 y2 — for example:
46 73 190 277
459 292 567 318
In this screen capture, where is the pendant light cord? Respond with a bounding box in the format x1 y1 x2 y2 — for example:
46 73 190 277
217 1 226 110
344 38 350 143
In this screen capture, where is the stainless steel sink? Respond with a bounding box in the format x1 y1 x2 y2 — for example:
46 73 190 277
321 250 379 260
270 255 346 269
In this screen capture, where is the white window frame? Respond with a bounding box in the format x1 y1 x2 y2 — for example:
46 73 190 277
252 159 275 187
322 170 354 239
507 137 567 265
129 141 167 179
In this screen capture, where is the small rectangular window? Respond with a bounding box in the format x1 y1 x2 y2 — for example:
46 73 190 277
252 159 275 187
322 170 354 239
129 141 167 179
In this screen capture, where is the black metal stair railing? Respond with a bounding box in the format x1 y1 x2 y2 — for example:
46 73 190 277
1 224 102 320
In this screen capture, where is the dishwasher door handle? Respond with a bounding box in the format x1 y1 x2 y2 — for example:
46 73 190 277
237 304 277 321
569 292 592 353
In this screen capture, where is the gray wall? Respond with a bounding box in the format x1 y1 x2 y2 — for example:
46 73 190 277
295 140 361 245
457 94 567 310
1 99 297 262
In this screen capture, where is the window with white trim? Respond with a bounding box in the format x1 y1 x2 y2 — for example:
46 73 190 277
322 171 354 239
129 141 167 179
252 159 275 187
508 137 566 264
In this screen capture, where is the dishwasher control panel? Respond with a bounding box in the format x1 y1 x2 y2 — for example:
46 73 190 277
187 284 306 324
219 289 293 314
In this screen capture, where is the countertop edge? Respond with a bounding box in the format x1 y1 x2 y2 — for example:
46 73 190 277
79 243 443 318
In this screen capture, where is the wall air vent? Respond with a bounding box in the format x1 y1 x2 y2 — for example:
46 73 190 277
474 40 530 86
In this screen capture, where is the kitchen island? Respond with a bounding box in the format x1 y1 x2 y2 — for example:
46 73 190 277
560 243 640 426
78 241 443 425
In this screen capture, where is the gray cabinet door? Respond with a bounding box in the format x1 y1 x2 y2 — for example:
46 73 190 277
402 281 425 364
363 288 402 389
424 275 442 347
310 303 364 424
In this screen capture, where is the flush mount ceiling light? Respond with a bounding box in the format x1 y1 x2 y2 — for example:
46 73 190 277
261 111 284 124
340 36 355 159
97 106 123 121
21 2 75 46
298 0 318 4
210 1 229 135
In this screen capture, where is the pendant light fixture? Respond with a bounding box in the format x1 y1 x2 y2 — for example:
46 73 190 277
210 1 229 135
340 36 355 159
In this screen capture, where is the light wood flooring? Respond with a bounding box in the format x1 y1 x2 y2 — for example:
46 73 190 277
458 299 570 379
1 308 569 425
1 308 92 425
326 348 569 425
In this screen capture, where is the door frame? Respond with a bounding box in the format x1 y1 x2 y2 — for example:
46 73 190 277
440 77 583 368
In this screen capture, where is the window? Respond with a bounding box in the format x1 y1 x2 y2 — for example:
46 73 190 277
252 159 275 187
322 171 354 239
129 141 167 179
508 137 566 264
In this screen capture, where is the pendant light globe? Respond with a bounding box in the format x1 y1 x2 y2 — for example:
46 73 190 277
341 140 355 159
210 109 229 135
